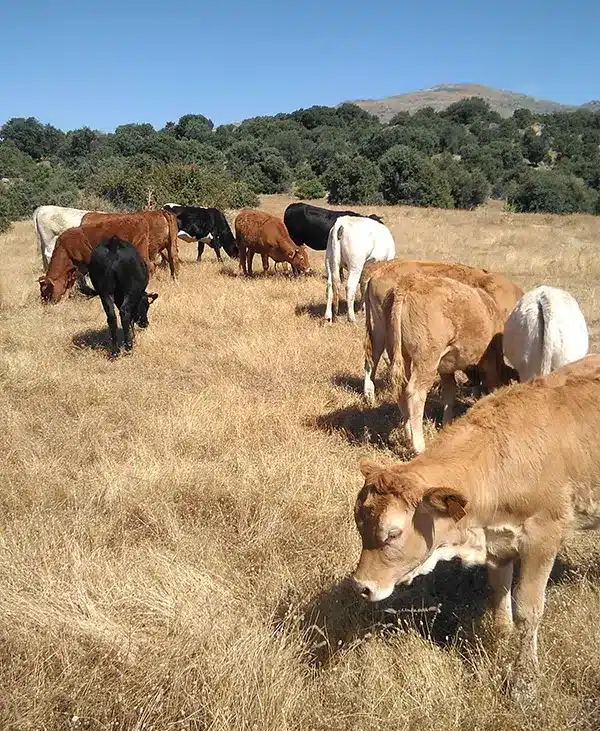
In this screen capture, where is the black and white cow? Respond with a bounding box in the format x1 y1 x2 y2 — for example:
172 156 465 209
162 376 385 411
88 236 158 358
283 203 383 252
163 204 238 262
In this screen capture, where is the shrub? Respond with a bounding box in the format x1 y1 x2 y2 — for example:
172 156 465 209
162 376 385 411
508 170 598 214
323 155 382 205
294 177 326 200
379 145 453 208
439 158 490 209
0 164 78 219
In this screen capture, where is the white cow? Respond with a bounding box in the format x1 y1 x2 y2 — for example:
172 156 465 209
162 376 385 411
325 216 395 323
34 205 90 271
503 285 589 382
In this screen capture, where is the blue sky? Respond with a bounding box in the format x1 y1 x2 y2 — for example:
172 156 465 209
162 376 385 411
1 0 598 132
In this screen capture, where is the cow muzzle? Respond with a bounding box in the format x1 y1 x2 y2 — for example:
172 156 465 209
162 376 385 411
351 575 395 603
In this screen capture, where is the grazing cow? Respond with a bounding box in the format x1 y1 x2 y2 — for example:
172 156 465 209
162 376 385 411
162 204 238 262
362 259 524 403
284 202 383 251
325 216 395 323
234 209 311 276
352 355 600 699
83 210 180 280
503 285 589 382
88 236 157 357
366 273 508 453
33 205 90 270
38 216 152 303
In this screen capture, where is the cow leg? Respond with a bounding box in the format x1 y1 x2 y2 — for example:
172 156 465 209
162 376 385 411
119 300 134 353
439 373 458 426
364 317 385 405
325 257 335 322
339 266 345 283
511 529 560 690
100 295 120 357
246 251 255 276
260 254 270 274
488 560 514 633
214 246 223 263
405 375 431 454
167 244 180 281
346 268 362 324
197 241 205 262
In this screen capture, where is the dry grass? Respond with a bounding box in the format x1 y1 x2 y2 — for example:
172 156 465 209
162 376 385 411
2 195 600 730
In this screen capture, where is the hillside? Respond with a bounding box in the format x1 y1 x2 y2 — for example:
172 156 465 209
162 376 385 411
350 83 579 121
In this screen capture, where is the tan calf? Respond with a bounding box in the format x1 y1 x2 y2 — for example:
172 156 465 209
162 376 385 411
363 259 523 406
365 273 508 453
353 355 600 698
234 209 311 276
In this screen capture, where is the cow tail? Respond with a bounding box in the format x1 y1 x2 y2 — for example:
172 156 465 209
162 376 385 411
538 295 552 376
389 287 408 400
330 222 343 306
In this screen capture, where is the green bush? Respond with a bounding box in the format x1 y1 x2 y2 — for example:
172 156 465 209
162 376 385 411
379 145 454 208
294 177 326 200
508 170 598 214
0 164 78 219
323 155 382 205
438 157 490 209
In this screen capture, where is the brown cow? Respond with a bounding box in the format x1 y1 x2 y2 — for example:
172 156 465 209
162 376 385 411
352 354 600 700
234 209 311 276
363 258 523 406
366 273 508 453
38 216 152 303
83 210 180 280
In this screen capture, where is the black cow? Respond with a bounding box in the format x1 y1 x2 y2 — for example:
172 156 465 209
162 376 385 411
163 204 238 262
283 203 383 251
88 236 158 358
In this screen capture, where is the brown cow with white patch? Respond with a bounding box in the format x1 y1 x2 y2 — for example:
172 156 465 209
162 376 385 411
366 273 509 454
234 209 311 276
83 210 180 280
352 354 600 699
363 259 523 408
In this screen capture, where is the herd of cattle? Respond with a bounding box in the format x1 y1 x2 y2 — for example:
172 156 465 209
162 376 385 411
30 199 598 698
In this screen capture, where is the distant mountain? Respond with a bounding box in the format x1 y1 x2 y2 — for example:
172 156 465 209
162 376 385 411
582 100 600 111
349 84 582 122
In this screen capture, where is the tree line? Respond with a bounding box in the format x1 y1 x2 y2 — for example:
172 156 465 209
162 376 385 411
1 96 600 233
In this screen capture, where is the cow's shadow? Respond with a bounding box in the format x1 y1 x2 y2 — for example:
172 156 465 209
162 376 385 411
281 553 599 669
72 328 112 352
295 302 358 319
312 382 474 451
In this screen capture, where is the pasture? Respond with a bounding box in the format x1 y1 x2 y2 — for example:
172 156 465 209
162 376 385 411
2 195 600 730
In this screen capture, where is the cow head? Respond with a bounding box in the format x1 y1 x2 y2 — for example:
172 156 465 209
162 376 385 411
477 333 519 392
134 292 158 328
352 459 482 602
288 245 311 274
38 271 76 303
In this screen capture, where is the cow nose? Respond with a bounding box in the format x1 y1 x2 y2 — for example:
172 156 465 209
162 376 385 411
352 576 376 601
360 585 372 600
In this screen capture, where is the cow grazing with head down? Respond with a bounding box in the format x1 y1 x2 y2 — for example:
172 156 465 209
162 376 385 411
38 216 153 304
234 209 311 276
163 204 238 262
362 258 524 405
88 236 157 357
325 216 395 323
352 354 600 699
83 210 180 280
503 285 589 382
284 202 383 251
365 273 509 454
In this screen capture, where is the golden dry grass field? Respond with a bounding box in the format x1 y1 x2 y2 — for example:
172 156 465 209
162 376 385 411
2 195 600 730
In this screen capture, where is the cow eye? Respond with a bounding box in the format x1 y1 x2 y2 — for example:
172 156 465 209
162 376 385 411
385 530 401 543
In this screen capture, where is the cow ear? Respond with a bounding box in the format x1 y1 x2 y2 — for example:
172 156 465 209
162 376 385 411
359 459 382 479
422 487 468 522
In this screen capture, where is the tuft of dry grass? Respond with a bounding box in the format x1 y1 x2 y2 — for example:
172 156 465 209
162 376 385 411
2 196 600 730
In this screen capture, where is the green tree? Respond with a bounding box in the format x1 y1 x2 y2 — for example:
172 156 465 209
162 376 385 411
295 177 326 199
522 129 551 166
173 114 214 141
1 117 64 160
508 170 598 214
442 97 498 125
0 141 36 177
379 145 454 208
323 155 381 205
513 108 535 128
